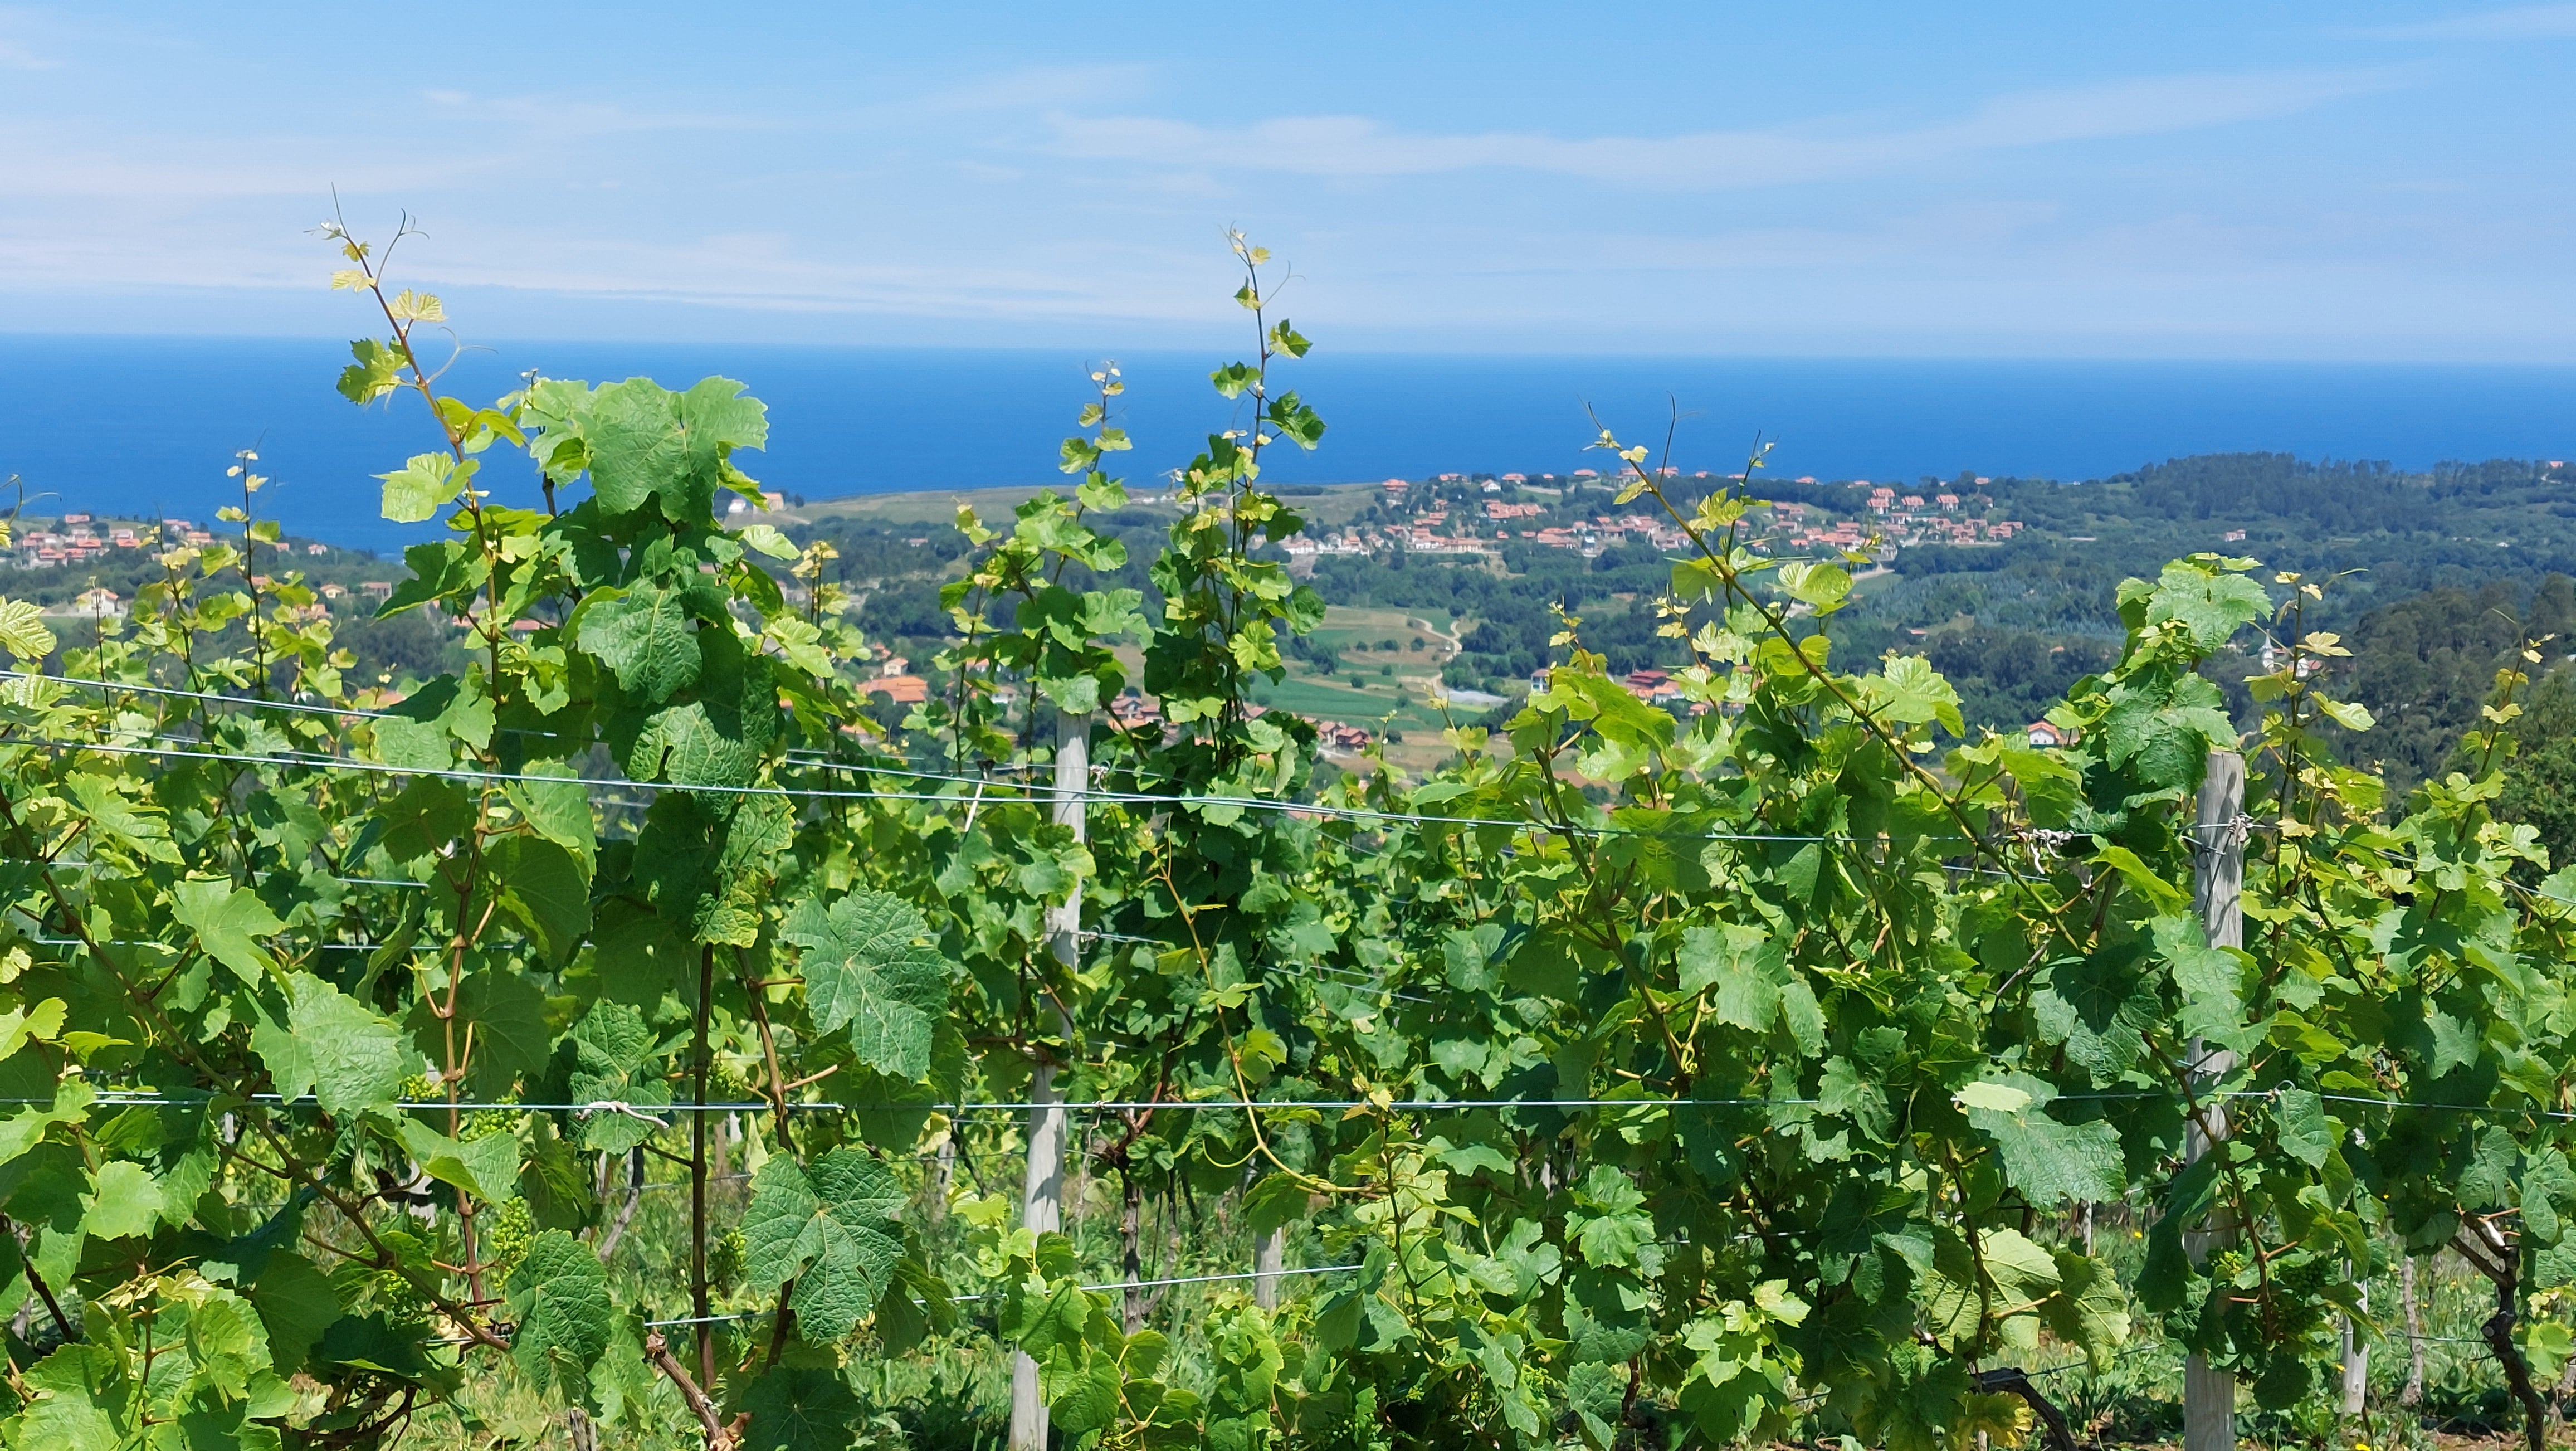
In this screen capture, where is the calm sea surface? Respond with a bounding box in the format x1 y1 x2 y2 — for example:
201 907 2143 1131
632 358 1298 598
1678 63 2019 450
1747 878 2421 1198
1 335 2569 553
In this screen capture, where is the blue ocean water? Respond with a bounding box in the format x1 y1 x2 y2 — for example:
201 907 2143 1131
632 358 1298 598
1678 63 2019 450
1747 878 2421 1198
1 334 2570 554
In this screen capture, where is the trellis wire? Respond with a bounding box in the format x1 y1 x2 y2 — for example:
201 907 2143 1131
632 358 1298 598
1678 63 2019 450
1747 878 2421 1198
640 1261 1363 1330
12 734 2038 849
19 1086 2572 1120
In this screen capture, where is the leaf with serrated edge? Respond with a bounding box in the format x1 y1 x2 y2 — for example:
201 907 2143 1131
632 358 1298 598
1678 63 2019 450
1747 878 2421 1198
741 1148 907 1341
782 891 949 1081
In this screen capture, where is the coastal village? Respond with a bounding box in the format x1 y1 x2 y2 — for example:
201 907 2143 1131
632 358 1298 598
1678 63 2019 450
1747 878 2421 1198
1280 470 2025 563
1 475 2041 770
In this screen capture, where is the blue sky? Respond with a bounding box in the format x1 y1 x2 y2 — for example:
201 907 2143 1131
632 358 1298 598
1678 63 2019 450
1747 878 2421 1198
3 2 2573 358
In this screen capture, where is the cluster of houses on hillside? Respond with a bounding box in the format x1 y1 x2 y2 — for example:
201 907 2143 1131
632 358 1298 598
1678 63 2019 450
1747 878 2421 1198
1282 501 1697 561
1287 475 2029 567
6 514 348 568
1775 487 2024 553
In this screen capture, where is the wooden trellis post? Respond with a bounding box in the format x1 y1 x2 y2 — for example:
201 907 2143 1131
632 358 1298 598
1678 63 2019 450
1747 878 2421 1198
1012 709 1088 1451
2185 750 2245 1451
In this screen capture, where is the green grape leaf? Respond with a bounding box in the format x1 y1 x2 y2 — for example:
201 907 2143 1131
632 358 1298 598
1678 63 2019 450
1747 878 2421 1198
1570 1166 1655 1269
577 583 705 703
569 1000 670 1153
2037 1248 2131 1370
0 598 58 661
488 835 593 965
256 973 409 1117
1870 655 1967 737
183 1285 274 1403
0 1081 94 1171
370 715 451 772
562 376 767 523
781 890 949 1081
424 968 555 1093
248 1252 341 1374
1676 923 1785 1031
504 763 597 874
741 1364 861 1451
741 1148 907 1342
5 1343 125 1449
588 898 685 1007
1960 1075 2126 1205
378 452 469 524
2157 916 2252 1051
506 1230 611 1391
79 1160 164 1239
2033 947 2159 1079
2144 562 2270 653
0 996 64 1066
397 1121 521 1205
63 774 180 863
628 644 777 789
377 777 474 861
170 877 283 984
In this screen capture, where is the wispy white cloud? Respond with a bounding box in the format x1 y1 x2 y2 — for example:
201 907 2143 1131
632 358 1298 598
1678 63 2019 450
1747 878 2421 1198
2370 4 2576 38
1047 68 2408 190
899 63 1153 118
0 38 51 69
0 123 490 201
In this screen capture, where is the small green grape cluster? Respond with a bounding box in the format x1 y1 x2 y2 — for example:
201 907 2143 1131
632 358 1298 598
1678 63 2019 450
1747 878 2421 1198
714 1054 762 1102
479 1197 534 1283
461 1085 527 1142
709 1227 746 1293
370 1268 433 1328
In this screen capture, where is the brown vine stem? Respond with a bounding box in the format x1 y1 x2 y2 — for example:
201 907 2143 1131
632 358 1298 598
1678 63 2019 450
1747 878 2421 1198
646 1328 738 1450
692 941 715 1391
0 1214 73 1341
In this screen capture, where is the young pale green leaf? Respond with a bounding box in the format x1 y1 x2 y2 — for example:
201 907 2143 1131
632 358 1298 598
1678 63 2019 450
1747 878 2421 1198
170 878 284 984
1871 655 1967 737
1951 1082 2032 1114
79 1160 165 1240
397 1121 521 1205
336 337 403 406
1777 560 1853 613
378 452 470 524
738 522 799 559
0 1081 94 1171
0 997 65 1065
0 597 54 662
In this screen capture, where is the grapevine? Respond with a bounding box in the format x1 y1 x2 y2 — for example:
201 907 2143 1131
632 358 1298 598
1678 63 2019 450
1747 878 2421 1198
0 221 2563 1451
